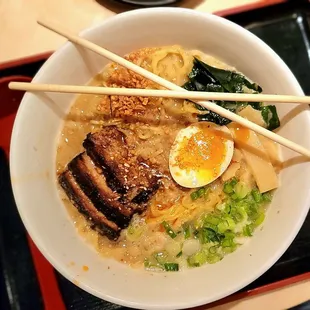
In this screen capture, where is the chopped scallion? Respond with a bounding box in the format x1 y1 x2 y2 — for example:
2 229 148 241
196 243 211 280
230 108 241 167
183 224 192 239
164 263 179 272
154 251 168 264
251 188 262 203
243 224 254 237
209 246 218 254
187 251 207 267
144 259 164 271
254 213 265 227
223 178 237 194
206 253 222 264
224 231 235 239
234 182 250 199
217 221 229 233
190 191 199 201
224 204 231 214
262 192 272 203
190 187 209 201
127 222 144 241
222 244 237 254
224 183 234 194
204 215 221 226
162 221 177 239
199 227 223 244
221 238 233 247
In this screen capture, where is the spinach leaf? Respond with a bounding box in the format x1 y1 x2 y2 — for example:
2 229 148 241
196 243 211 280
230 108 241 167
198 111 231 126
194 58 262 93
183 57 280 130
261 105 280 130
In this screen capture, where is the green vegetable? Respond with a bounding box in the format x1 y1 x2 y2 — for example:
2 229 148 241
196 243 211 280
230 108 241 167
231 193 239 200
243 224 254 237
221 231 237 253
222 244 237 254
144 259 164 271
234 182 250 199
221 238 234 247
199 227 224 244
206 253 222 264
224 231 235 239
145 256 179 272
190 187 209 201
154 251 168 264
251 188 262 203
188 247 223 266
261 105 280 131
164 263 179 272
193 59 262 93
183 58 280 130
127 222 144 241
146 180 271 271
197 111 231 126
223 178 237 194
190 191 199 201
262 192 272 203
183 224 192 239
204 214 221 226
224 203 232 214
209 246 218 254
254 213 265 227
231 205 248 223
187 250 208 267
162 221 177 239
217 217 235 233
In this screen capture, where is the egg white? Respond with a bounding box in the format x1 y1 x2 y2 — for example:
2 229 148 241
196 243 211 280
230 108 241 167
169 122 234 188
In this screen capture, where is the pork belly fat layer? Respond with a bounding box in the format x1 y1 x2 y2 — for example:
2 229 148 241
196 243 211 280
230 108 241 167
83 126 127 193
59 170 121 241
59 126 162 241
83 126 161 204
68 152 132 228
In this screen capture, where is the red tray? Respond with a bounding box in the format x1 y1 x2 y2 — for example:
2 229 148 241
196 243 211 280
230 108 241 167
214 0 286 17
1 69 310 310
1 2 310 307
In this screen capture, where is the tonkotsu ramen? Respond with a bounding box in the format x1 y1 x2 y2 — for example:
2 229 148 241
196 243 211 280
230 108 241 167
56 46 282 272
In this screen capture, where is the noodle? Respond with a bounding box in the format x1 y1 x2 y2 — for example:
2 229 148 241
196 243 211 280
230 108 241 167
151 46 193 85
56 45 278 270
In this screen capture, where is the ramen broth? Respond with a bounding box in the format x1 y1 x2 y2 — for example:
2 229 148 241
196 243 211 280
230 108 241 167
56 46 280 270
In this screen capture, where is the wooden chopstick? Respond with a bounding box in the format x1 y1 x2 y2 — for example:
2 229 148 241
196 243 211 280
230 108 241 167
8 82 310 104
33 18 310 158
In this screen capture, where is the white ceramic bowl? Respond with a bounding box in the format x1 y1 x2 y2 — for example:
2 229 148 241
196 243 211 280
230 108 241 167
10 8 310 310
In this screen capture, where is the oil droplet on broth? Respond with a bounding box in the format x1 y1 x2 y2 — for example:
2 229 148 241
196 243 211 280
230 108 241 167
229 123 250 143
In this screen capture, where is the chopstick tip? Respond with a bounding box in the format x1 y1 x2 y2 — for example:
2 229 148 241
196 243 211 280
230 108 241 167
8 82 14 90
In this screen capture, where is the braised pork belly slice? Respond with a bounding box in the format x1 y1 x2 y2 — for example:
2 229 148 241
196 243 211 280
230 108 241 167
59 170 121 241
68 152 133 228
59 126 161 241
83 125 160 208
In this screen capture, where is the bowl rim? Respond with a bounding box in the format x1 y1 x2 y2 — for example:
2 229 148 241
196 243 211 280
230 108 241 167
10 7 310 309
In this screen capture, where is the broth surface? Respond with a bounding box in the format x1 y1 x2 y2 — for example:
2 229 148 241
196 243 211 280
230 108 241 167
57 46 280 269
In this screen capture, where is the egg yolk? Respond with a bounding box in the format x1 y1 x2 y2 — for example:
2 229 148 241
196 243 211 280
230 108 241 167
174 128 227 177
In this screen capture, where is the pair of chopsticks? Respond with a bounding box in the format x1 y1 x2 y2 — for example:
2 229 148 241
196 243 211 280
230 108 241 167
8 19 310 158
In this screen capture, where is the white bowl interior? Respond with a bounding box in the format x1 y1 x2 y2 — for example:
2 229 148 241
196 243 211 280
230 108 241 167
10 8 310 310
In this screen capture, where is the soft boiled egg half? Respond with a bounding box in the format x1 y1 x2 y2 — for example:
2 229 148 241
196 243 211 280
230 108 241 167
169 122 234 188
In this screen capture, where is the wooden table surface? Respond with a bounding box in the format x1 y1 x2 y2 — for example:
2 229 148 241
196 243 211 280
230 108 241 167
0 0 273 64
0 0 309 309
